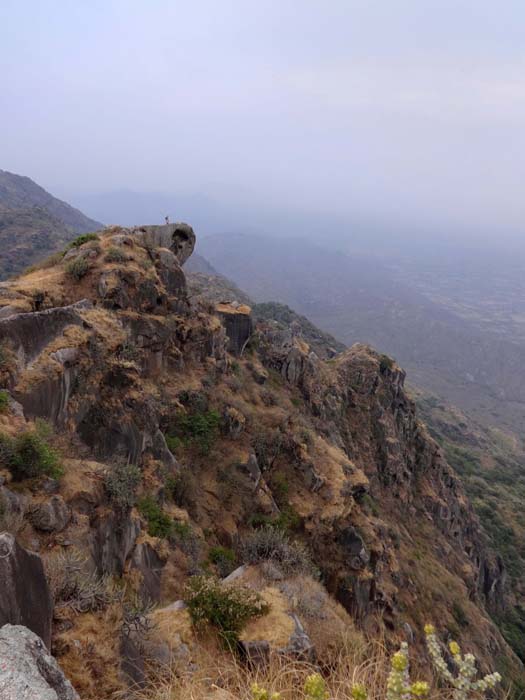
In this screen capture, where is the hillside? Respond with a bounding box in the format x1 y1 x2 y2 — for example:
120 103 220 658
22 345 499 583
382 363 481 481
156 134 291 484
0 170 101 279
0 223 520 697
197 234 525 435
414 387 525 662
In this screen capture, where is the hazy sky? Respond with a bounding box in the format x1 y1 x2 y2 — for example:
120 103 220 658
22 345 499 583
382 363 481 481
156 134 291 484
2 1 525 238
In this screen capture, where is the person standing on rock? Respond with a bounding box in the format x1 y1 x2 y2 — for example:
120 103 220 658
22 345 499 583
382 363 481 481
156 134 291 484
165 215 170 224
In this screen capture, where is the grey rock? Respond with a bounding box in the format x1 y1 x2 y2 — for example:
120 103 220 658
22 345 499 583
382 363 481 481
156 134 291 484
280 614 315 661
0 624 79 699
0 534 53 648
217 306 253 357
120 634 146 688
0 300 91 367
90 511 141 577
28 495 70 533
131 223 196 264
155 248 187 297
130 541 165 603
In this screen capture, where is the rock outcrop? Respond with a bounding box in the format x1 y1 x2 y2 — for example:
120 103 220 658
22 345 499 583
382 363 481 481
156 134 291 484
0 624 79 700
216 302 253 356
0 534 53 648
0 222 519 695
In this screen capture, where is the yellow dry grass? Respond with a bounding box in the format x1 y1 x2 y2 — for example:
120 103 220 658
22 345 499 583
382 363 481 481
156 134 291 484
117 632 460 700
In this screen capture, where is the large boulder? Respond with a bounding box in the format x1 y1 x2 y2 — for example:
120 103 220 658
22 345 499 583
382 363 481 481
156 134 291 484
0 624 79 699
0 534 53 648
28 495 71 533
131 223 196 264
0 300 91 367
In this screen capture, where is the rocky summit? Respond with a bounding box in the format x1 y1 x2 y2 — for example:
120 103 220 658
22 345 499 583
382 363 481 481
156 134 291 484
0 223 520 697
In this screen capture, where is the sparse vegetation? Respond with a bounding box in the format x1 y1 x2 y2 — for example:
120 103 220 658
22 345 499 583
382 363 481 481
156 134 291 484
239 527 315 576
138 495 173 539
165 470 196 508
66 255 90 280
425 624 501 699
67 232 99 249
208 545 237 577
104 461 141 512
167 409 221 455
104 247 128 263
0 390 9 413
44 549 120 613
184 574 269 647
379 354 394 373
0 424 62 480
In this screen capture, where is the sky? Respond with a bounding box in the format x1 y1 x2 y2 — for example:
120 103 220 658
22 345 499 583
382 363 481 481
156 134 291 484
1 0 525 242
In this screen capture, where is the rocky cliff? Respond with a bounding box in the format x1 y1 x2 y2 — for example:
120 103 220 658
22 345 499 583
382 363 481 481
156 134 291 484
0 223 520 696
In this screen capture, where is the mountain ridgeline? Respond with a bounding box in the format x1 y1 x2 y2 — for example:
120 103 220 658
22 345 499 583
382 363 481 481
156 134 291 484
0 169 101 279
0 217 522 697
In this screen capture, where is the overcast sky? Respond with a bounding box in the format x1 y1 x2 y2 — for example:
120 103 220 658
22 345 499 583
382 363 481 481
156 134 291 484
2 0 525 240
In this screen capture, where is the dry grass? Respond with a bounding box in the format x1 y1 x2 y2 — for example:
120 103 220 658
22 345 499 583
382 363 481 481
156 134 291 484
117 633 456 700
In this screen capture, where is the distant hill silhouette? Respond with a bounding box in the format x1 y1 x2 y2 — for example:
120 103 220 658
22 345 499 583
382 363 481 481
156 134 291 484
0 169 101 279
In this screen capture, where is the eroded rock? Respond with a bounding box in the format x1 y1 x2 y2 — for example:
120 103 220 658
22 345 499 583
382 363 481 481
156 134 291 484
0 624 79 700
0 534 53 648
217 303 253 356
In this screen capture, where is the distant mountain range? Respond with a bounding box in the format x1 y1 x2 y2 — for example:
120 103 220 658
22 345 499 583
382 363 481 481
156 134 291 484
0 170 101 279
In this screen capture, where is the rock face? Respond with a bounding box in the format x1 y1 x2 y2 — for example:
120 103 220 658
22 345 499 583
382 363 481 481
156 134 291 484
216 303 253 356
131 222 196 264
0 221 519 689
0 624 79 700
0 300 91 367
0 534 53 649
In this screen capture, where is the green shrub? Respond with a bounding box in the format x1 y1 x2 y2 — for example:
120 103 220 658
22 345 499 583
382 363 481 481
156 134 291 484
66 256 90 281
137 495 173 538
0 390 9 413
165 434 182 454
208 545 237 577
104 247 127 263
379 354 394 373
184 575 269 646
67 232 99 249
0 427 62 481
104 462 141 512
168 409 221 455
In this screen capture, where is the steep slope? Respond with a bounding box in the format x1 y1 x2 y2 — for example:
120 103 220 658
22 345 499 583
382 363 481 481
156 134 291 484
0 170 102 279
198 233 525 434
0 224 520 696
415 387 525 663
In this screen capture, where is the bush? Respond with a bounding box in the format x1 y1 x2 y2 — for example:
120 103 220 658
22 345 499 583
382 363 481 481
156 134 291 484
184 575 269 646
165 471 195 508
138 495 173 538
66 256 90 281
208 545 237 577
44 549 119 613
239 527 315 577
0 390 9 413
67 232 99 249
379 354 394 373
168 409 221 455
104 461 141 512
0 427 62 481
104 247 127 263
